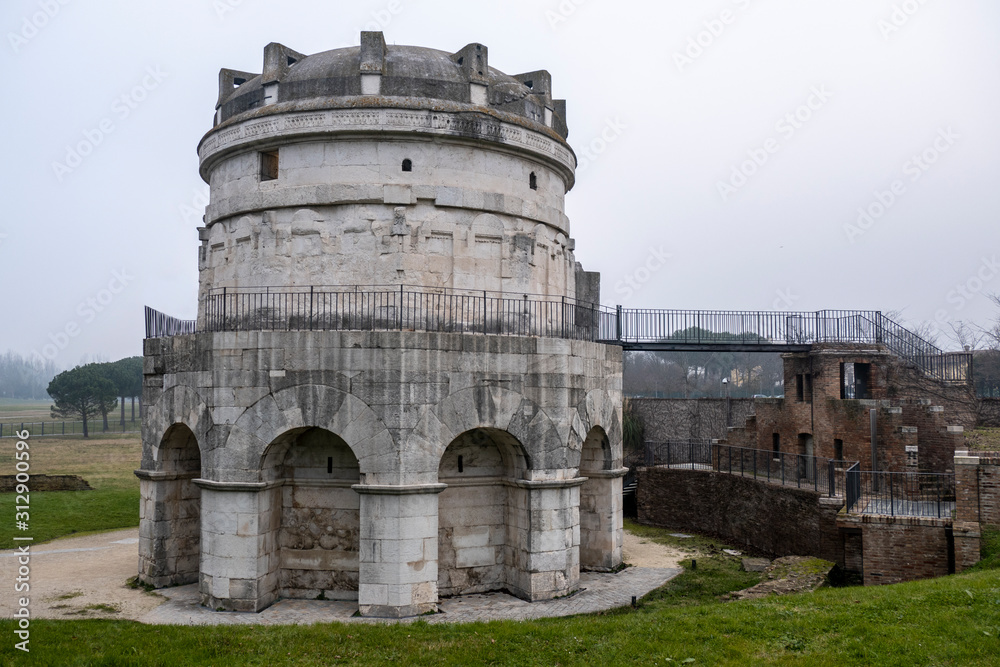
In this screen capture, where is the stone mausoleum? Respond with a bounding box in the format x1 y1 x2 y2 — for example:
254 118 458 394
137 33 625 617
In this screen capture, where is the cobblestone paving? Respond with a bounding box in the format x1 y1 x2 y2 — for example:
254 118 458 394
139 567 680 626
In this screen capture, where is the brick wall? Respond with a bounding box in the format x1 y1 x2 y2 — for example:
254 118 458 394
636 467 843 563
836 513 951 585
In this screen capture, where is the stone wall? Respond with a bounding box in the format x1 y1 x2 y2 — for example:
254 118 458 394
0 474 91 492
979 399 1000 427
630 398 755 442
636 467 843 563
140 329 623 615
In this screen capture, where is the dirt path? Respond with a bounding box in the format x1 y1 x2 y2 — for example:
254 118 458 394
622 529 688 569
1 526 686 622
0 528 162 621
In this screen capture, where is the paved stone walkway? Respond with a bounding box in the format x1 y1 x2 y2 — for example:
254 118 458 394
140 567 680 626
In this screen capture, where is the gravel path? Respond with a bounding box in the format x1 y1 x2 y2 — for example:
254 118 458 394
2 526 685 624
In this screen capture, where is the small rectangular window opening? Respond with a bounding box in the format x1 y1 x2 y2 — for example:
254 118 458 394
327 457 333 474
772 433 781 460
457 455 464 473
834 439 844 462
796 374 804 402
260 150 279 181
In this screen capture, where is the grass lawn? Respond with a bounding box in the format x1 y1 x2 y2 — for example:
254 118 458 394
967 427 1000 453
0 434 141 549
1 530 998 665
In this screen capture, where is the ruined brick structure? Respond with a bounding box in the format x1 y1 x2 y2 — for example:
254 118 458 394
724 344 974 474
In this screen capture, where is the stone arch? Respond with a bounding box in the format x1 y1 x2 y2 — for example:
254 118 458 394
404 385 563 478
143 384 212 472
573 389 623 470
436 426 529 597
224 384 393 483
260 426 362 601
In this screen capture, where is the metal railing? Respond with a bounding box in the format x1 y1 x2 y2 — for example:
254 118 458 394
0 420 140 438
145 306 196 339
199 285 614 341
845 470 956 518
712 444 856 498
622 439 713 489
143 288 973 382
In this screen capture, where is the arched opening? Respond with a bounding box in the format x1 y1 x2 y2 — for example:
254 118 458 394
797 432 814 482
401 158 412 172
261 427 361 601
150 423 202 585
579 426 616 570
437 427 528 597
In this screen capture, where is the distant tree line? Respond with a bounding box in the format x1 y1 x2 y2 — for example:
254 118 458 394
0 351 59 399
624 350 784 399
47 357 143 438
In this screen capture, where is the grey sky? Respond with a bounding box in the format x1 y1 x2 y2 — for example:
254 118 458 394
2 0 998 367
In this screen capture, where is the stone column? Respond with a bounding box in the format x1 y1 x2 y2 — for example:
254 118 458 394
197 481 281 612
136 470 201 588
953 453 982 572
579 468 627 571
354 483 446 618
510 478 584 600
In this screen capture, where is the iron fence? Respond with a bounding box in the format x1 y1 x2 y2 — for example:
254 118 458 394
145 306 196 339
198 285 614 341
845 470 956 518
143 288 974 383
0 420 140 438
712 443 856 498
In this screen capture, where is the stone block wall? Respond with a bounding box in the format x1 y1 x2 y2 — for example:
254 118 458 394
631 398 755 442
139 329 623 616
636 467 843 564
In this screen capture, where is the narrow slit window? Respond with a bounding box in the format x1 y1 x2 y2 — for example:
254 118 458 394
457 455 464 473
772 433 780 459
402 158 412 172
327 457 333 474
529 172 537 190
795 374 804 402
260 150 279 181
834 439 844 462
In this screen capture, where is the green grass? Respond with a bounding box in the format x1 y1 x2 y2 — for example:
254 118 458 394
0 434 140 548
967 427 1000 453
2 564 999 666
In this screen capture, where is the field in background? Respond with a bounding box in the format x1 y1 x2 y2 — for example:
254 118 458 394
0 399 54 422
0 434 141 548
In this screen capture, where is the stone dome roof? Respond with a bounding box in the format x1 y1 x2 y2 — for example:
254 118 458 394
214 33 568 141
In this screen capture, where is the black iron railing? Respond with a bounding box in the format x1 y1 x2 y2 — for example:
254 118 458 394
712 444 856 498
145 306 196 339
623 439 713 488
845 470 956 518
199 285 614 341
143 287 973 382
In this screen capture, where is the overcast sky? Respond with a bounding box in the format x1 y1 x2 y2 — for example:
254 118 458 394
2 0 998 367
